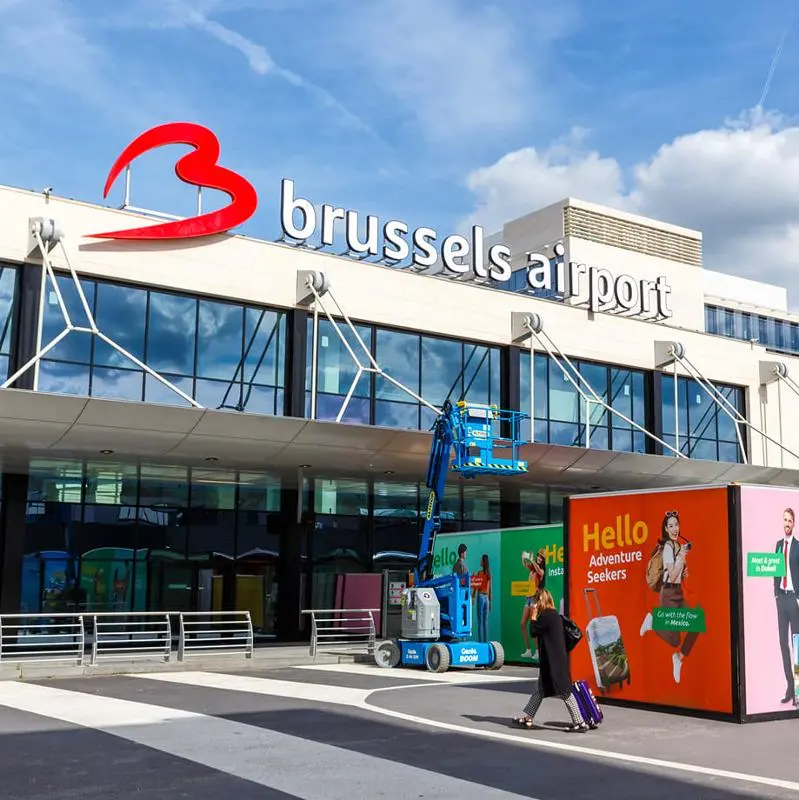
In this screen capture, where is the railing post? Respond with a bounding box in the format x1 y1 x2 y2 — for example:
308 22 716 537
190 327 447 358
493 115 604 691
78 615 86 666
310 613 317 659
177 613 186 662
368 611 375 655
90 615 98 665
0 615 4 664
163 614 171 662
245 611 254 659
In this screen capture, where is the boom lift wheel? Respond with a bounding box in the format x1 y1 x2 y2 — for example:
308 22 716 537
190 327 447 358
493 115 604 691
488 641 505 670
425 643 451 673
374 640 401 669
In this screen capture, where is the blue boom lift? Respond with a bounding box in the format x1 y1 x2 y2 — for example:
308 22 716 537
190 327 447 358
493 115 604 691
374 400 528 673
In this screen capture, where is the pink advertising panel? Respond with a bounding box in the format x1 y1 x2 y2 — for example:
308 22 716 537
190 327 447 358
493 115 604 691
740 486 799 716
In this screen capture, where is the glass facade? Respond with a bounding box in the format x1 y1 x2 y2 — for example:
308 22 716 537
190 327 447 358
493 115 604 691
0 264 18 380
706 303 799 355
22 459 282 637
0 261 764 632
661 375 746 462
520 351 649 453
305 318 502 430
37 273 287 414
305 476 569 608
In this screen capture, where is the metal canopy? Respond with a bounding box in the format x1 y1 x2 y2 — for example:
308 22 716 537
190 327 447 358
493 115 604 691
1 388 799 490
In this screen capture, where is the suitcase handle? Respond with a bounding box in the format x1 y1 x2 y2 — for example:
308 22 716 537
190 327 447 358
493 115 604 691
584 587 601 620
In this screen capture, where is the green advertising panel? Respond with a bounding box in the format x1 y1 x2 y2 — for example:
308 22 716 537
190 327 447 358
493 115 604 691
433 524 564 665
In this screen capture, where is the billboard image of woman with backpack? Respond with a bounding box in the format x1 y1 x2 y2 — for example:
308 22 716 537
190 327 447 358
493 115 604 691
639 510 700 685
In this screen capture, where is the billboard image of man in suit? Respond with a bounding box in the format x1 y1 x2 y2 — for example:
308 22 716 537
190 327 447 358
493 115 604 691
775 508 799 706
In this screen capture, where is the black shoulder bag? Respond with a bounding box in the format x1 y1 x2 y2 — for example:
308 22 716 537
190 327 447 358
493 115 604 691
562 615 583 652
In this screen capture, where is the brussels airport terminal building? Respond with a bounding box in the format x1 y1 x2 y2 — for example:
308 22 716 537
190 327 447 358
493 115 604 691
3 124 799 643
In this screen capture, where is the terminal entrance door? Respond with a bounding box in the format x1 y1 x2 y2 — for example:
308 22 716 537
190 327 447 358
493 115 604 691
153 562 195 612
149 560 235 613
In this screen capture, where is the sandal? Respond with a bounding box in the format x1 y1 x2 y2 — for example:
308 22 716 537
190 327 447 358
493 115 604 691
567 722 590 733
513 716 534 729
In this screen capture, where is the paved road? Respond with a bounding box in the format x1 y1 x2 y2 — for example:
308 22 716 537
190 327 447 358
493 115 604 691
0 662 796 799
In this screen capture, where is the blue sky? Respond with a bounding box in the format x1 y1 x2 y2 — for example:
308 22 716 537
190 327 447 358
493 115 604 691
1 0 798 279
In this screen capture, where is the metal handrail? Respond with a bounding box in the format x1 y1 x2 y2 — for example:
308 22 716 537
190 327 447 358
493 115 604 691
0 613 85 666
177 611 254 661
0 610 255 666
92 612 171 664
302 608 378 660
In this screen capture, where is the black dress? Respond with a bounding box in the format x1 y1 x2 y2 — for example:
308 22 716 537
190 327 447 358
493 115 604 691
529 607 572 697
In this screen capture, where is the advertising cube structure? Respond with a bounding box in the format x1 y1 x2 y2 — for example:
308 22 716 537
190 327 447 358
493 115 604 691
566 484 799 723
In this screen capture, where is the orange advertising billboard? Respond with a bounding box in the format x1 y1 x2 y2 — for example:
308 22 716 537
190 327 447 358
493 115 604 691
566 486 734 715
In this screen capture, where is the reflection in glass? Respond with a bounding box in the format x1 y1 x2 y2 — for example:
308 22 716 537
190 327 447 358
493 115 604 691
0 266 17 369
91 367 144 401
660 374 744 462
314 478 368 516
376 329 420 402
38 360 90 396
147 292 197 375
34 275 287 415
94 283 146 367
41 275 94 362
422 337 462 405
305 320 501 431
21 462 283 633
522 352 649 453
197 300 244 381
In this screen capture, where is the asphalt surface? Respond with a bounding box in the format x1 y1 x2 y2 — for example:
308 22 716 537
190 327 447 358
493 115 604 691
0 662 795 799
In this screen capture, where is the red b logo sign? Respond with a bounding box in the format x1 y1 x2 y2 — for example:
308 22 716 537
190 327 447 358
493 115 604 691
88 122 258 240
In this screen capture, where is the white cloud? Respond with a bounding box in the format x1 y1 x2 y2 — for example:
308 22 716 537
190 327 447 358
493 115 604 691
344 0 574 143
0 0 192 129
130 0 387 146
462 127 625 231
460 108 799 303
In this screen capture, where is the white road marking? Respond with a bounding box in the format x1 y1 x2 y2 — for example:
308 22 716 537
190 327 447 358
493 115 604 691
296 662 528 684
358 696 799 794
0 681 536 800
130 669 799 793
131 670 372 707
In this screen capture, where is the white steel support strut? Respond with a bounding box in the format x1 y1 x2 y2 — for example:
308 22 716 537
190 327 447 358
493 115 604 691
3 218 202 408
657 343 799 465
511 312 685 458
760 361 799 468
296 270 441 423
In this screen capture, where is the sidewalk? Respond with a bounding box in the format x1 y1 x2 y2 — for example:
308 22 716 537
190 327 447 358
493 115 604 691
0 643 365 681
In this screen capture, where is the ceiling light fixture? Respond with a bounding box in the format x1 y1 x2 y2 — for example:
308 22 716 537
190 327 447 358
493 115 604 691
299 464 312 469
99 449 114 455
205 457 219 462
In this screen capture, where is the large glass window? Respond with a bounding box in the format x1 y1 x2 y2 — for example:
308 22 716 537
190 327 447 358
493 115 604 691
520 351 648 453
0 265 18 381
305 319 502 431
21 460 282 637
661 375 745 462
705 303 799 357
307 474 505 609
37 274 286 414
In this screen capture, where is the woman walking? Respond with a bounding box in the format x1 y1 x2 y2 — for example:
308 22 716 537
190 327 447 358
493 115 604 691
513 589 589 733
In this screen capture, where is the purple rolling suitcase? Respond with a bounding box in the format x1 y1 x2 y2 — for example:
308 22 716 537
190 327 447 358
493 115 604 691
572 679 603 729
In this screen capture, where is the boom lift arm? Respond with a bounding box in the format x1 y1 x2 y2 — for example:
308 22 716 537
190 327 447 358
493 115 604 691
416 400 529 584
375 400 528 672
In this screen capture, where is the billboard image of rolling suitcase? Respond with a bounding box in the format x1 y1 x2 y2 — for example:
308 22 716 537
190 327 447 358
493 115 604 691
585 588 630 694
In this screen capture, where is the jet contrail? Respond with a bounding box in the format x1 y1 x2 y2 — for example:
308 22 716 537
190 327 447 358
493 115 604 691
758 13 795 108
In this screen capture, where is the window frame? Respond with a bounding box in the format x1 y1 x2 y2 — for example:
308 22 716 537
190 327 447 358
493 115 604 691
305 314 503 431
36 271 290 414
